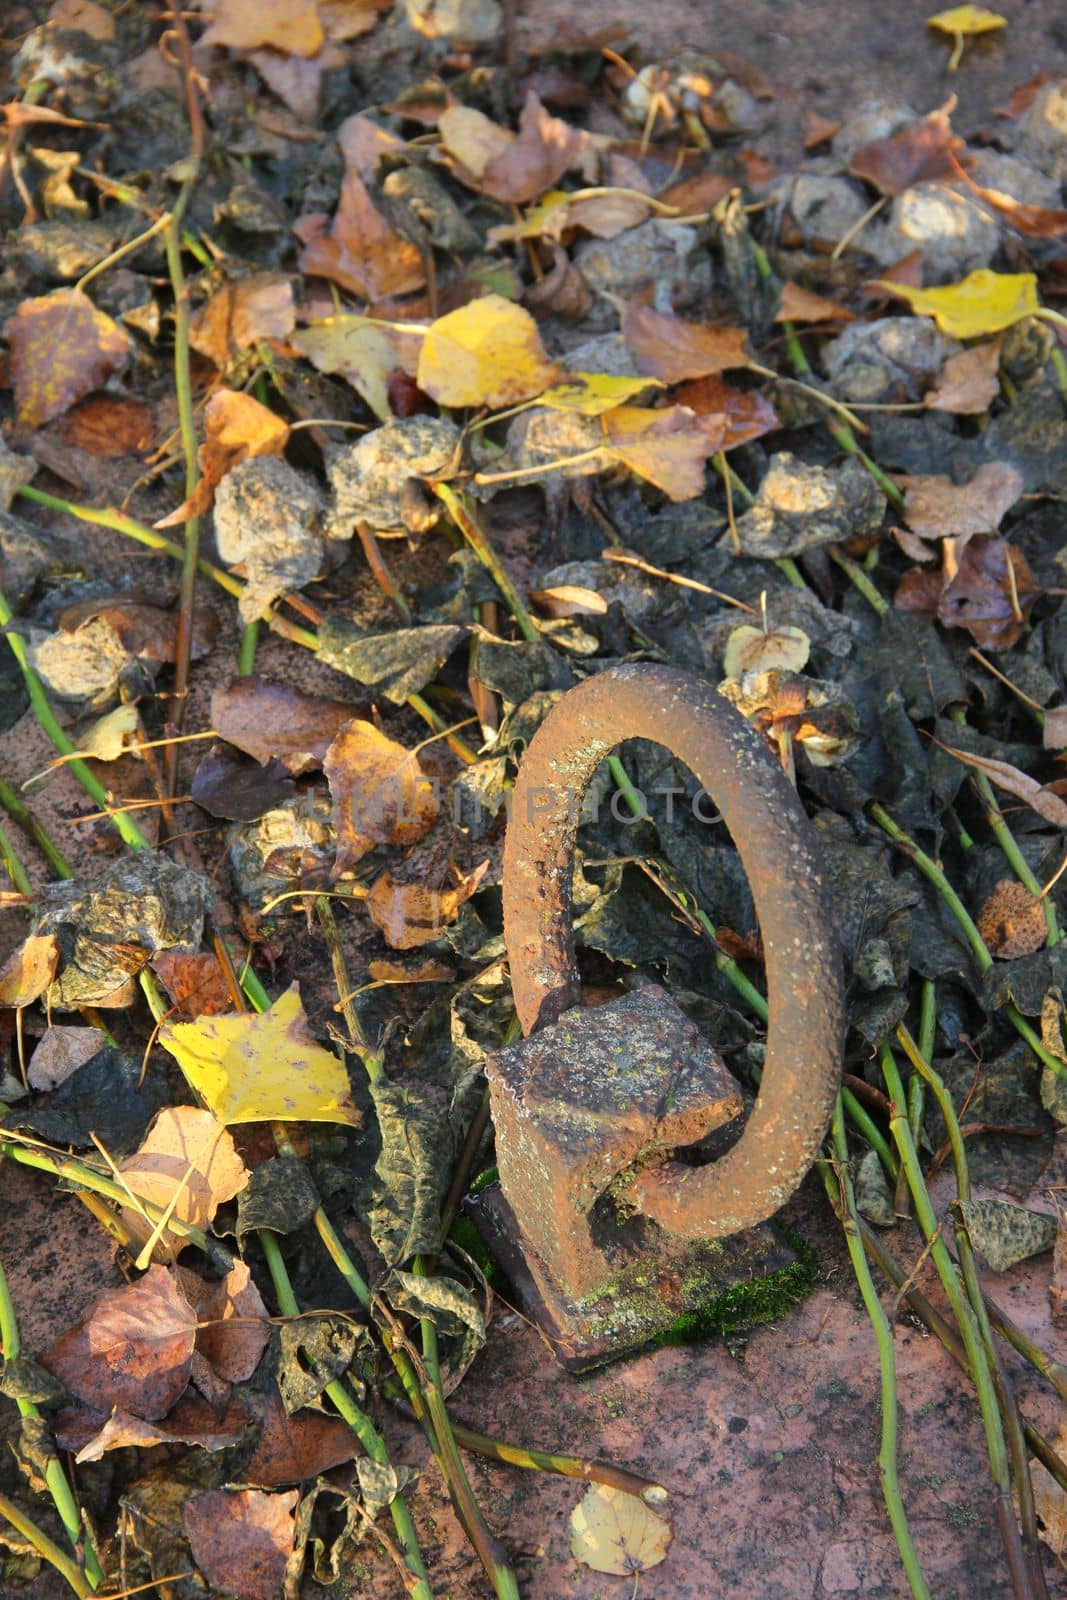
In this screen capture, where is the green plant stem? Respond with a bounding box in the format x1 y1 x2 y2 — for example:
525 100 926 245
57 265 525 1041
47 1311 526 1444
827 546 889 615
0 1491 93 1599
820 1105 931 1600
841 1085 896 1176
434 484 539 644
879 1044 1033 1598
897 1026 1049 1599
257 1230 435 1600
0 817 31 895
775 557 806 588
606 755 647 820
0 590 152 852
948 708 1060 947
0 773 75 878
0 1254 103 1588
871 804 1067 1079
897 978 935 1215
238 622 259 676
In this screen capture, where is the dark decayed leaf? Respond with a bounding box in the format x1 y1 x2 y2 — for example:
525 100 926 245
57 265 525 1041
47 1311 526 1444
278 1317 361 1413
848 99 966 195
191 743 295 822
958 1197 1057 1271
235 1153 321 1245
5 1046 169 1156
732 453 885 558
363 1077 456 1265
315 619 466 703
896 535 1039 651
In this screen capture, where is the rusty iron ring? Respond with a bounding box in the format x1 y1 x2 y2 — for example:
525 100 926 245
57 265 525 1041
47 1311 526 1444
502 661 845 1240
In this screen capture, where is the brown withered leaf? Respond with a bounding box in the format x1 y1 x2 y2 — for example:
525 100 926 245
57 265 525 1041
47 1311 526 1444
936 536 1038 650
212 677 359 773
524 244 593 318
298 171 425 300
191 744 295 822
186 1261 271 1384
319 0 391 42
621 302 753 384
848 98 967 196
774 282 854 324
66 1393 249 1463
1044 708 1067 751
658 170 736 213
242 1388 357 1485
201 0 323 56
950 155 1067 239
156 388 290 527
858 249 924 305
42 1265 196 1421
939 743 1067 830
323 720 439 875
672 374 780 450
529 583 609 617
438 92 588 204
189 274 295 370
367 956 453 983
151 950 234 1019
896 461 1023 545
924 339 1002 413
184 1487 298 1600
118 1106 250 1260
601 404 726 501
994 72 1053 120
56 596 217 662
0 932 58 1008
977 879 1049 958
366 861 489 949
59 395 154 457
6 289 128 431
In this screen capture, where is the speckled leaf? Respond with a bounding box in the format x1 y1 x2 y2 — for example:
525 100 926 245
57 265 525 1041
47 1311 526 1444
958 1197 1056 1271
316 619 466 704
6 289 128 430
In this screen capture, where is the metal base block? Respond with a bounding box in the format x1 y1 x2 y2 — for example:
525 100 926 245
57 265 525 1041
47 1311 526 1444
467 1183 809 1372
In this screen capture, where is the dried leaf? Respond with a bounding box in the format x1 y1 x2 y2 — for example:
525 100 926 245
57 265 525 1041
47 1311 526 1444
151 950 235 1019
923 339 1002 414
438 93 587 204
118 1106 250 1259
78 702 140 760
622 302 753 384
723 624 811 677
184 1488 298 1600
212 677 359 773
26 1025 104 1091
977 880 1049 958
875 269 1041 339
6 289 128 431
896 461 1022 543
70 1393 249 1463
523 244 594 317
530 584 609 617
291 315 421 422
187 1261 271 1383
201 0 324 56
366 861 489 949
189 274 295 370
0 933 59 1008
672 374 780 449
935 536 1038 650
848 99 966 196
1032 1429 1067 1556
60 394 154 457
159 984 360 1127
569 1484 672 1576
298 171 425 300
42 1266 196 1421
1043 708 1067 751
939 742 1067 828
242 1388 357 1485
323 719 439 874
417 295 558 408
601 404 726 502
774 282 855 324
156 388 290 527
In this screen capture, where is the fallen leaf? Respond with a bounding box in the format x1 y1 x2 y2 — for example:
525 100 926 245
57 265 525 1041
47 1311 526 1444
72 702 140 762
1043 708 1067 751
959 1196 1056 1270
0 932 59 1008
366 861 489 949
438 93 588 204
896 462 1022 545
848 98 966 195
298 170 425 300
977 880 1050 958
184 1487 298 1600
42 1266 196 1421
159 984 360 1126
156 388 290 527
27 1025 104 1090
719 670 859 767
923 339 1001 413
1032 1429 1067 1557
56 597 217 663
59 394 154 457
529 584 609 617
6 289 128 431
69 1393 249 1463
417 295 558 408
487 188 647 246
212 678 359 773
118 1106 250 1260
934 536 1038 650
152 949 235 1019
242 1387 357 1485
540 372 659 415
622 302 753 384
875 268 1041 339
323 718 439 874
48 0 116 40
291 315 421 421
928 5 1006 71
602 404 726 501
569 1484 672 1576
939 742 1067 829
319 0 391 41
672 374 780 449
994 72 1053 120
201 0 324 56
189 274 296 370
523 244 594 317
186 1261 271 1383
723 623 811 677
774 282 855 324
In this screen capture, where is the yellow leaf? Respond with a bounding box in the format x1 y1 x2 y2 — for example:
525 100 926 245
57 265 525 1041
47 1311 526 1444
874 268 1040 339
569 1485 672 1576
159 985 359 1127
81 702 140 761
541 373 661 415
486 190 572 244
927 5 1006 36
416 295 558 409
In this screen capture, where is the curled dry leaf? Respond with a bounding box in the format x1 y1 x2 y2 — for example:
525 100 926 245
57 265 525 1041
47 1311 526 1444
569 1484 672 1576
900 535 1038 650
323 718 439 874
0 932 59 1008
298 167 425 300
117 1105 250 1259
159 984 360 1127
923 339 1002 414
70 1393 250 1464
156 388 290 527
366 860 489 949
41 1265 196 1422
621 301 753 384
437 93 589 205
719 670 859 766
848 98 966 195
417 295 558 408
76 702 140 761
189 274 295 370
601 404 727 502
6 288 128 431
938 742 1067 829
896 461 1022 545
184 1487 298 1600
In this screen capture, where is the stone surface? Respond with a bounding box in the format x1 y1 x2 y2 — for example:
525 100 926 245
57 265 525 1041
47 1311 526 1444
325 417 460 538
870 182 1000 281
574 220 712 323
822 315 960 401
213 455 323 624
783 174 872 249
830 97 917 164
1010 77 1067 183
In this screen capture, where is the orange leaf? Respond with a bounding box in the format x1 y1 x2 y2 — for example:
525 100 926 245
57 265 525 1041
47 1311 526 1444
157 388 290 527
672 374 779 449
298 171 425 300
118 1106 250 1259
848 98 966 196
6 289 128 431
189 273 295 369
621 302 752 384
417 295 558 408
601 405 726 501
366 861 489 948
323 719 438 874
774 281 855 324
0 932 59 1007
201 0 324 57
438 92 588 205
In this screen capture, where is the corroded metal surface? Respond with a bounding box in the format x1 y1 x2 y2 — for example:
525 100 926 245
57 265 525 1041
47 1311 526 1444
501 661 845 1240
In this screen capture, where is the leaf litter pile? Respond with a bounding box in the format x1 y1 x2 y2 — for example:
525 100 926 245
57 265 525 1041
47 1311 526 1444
2 3 1067 1597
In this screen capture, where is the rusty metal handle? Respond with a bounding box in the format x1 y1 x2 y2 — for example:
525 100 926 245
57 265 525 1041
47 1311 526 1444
502 661 845 1240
